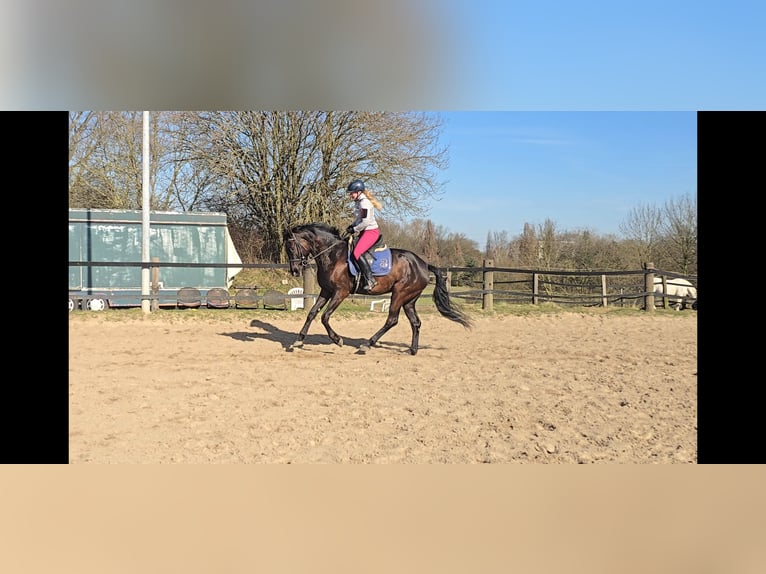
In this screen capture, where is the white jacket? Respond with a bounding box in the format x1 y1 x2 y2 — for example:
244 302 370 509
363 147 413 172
350 193 379 232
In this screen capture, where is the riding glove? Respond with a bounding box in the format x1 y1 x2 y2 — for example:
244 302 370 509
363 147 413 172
346 225 356 235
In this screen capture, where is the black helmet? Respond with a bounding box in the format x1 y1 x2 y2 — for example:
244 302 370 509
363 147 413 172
347 179 365 192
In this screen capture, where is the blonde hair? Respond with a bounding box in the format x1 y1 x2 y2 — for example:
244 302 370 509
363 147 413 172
362 189 382 210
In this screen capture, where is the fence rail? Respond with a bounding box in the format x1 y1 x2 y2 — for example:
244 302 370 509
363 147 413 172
68 259 697 312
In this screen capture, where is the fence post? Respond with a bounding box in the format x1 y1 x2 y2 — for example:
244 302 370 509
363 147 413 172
482 259 493 311
150 256 160 311
601 274 608 307
302 265 317 308
656 275 670 309
446 270 452 293
644 262 655 312
532 273 539 305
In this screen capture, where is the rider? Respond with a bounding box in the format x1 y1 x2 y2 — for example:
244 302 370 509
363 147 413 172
345 179 381 291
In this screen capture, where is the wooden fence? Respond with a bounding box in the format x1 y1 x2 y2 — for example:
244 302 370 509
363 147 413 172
443 260 696 312
69 260 697 312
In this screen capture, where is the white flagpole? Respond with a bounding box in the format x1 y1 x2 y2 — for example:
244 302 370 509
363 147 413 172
141 111 151 313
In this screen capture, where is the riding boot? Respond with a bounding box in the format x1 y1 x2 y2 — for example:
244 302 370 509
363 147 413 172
356 255 377 291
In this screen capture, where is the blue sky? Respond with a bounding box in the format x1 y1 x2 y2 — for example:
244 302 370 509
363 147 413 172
424 111 697 245
5 1 764 110
443 1 766 110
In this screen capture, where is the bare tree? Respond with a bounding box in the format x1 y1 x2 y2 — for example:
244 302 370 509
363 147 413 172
484 230 511 265
619 202 664 267
660 192 697 274
508 223 538 268
69 111 98 207
69 110 446 260
151 111 219 211
69 111 186 211
441 231 479 268
534 219 563 296
376 218 408 251
170 111 447 261
69 111 143 208
422 220 439 265
536 219 561 268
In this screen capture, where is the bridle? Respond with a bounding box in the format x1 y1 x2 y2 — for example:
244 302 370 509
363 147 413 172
287 233 310 269
287 231 347 268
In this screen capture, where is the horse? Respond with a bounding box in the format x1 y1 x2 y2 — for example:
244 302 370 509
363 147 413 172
653 277 698 310
284 223 472 355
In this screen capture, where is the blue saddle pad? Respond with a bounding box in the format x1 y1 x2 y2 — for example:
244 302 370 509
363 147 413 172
348 245 392 276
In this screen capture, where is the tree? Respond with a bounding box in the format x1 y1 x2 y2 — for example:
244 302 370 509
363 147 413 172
174 111 448 261
442 231 479 268
509 223 538 268
484 230 510 265
69 111 447 262
422 219 439 265
536 219 561 269
69 111 146 209
660 192 697 275
619 202 664 267
69 111 189 211
69 111 98 207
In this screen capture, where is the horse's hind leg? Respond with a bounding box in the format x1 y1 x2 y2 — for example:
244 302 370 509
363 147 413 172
362 294 422 355
360 304 401 354
401 301 422 355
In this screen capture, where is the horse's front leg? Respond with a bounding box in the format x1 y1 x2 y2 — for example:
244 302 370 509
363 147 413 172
320 293 347 347
290 293 328 349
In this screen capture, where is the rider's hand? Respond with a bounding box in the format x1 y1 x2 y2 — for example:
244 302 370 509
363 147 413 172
345 225 355 235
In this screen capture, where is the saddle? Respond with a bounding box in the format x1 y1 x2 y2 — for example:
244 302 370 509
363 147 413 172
347 235 392 277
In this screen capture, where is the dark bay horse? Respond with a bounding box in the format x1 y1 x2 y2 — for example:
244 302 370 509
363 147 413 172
284 223 472 355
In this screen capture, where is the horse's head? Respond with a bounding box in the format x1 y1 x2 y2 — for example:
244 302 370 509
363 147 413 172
284 228 312 277
285 223 345 276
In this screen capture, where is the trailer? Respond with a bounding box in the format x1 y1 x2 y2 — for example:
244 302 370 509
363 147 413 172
69 208 243 310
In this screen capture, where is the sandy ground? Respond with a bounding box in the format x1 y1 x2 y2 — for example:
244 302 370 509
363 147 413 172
68 309 697 463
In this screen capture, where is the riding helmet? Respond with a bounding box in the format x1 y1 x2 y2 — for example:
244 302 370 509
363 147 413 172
347 179 365 192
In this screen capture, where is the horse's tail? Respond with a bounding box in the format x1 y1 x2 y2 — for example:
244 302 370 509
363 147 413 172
428 264 473 329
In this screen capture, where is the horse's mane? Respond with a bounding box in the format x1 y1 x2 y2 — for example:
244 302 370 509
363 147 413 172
288 222 341 239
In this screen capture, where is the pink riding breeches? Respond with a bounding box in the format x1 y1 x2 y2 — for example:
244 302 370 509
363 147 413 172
353 228 381 260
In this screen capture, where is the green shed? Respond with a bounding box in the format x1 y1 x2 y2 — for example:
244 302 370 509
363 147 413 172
69 208 242 309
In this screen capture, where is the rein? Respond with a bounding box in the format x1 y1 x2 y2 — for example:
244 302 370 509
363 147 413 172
288 231 347 268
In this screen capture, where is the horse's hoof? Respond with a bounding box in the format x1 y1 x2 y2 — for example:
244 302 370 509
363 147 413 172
291 340 304 349
409 348 418 356
359 344 369 354
335 337 344 347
